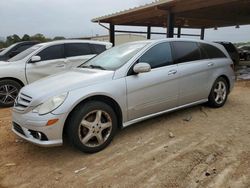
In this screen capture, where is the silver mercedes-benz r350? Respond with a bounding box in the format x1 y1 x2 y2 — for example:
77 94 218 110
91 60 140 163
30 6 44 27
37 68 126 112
12 39 235 153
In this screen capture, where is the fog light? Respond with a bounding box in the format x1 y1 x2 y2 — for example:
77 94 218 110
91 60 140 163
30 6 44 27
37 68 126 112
37 132 42 140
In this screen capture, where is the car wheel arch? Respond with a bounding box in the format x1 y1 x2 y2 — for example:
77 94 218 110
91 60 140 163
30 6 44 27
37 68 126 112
209 75 230 94
0 77 25 87
63 95 123 138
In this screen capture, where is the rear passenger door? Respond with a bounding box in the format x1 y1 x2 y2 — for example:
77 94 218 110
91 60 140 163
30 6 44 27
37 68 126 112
65 43 96 68
126 42 179 121
26 44 66 83
171 41 210 106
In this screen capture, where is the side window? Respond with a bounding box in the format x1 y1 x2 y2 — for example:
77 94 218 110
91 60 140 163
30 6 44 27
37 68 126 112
37 45 64 61
16 44 33 52
172 41 201 63
91 44 106 54
65 43 92 57
201 43 226 59
138 42 173 69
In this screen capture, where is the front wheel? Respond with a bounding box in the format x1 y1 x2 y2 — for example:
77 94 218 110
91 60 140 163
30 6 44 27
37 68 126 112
207 77 229 108
0 79 22 107
67 101 118 153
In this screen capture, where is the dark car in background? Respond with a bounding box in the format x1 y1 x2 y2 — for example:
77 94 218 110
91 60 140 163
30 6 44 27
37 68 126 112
238 45 250 61
0 41 39 61
0 48 5 53
215 42 240 66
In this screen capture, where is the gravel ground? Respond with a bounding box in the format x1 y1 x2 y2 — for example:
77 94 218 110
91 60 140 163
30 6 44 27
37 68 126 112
0 81 250 188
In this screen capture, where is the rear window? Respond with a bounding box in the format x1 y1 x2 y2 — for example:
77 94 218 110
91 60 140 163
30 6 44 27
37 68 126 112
65 43 92 57
172 41 201 63
91 44 106 54
200 43 226 59
222 44 236 53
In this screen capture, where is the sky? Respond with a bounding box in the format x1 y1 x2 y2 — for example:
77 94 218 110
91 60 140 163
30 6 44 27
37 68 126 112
0 0 249 43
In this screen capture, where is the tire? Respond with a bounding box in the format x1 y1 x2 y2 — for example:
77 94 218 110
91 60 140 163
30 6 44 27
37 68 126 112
0 79 22 108
207 77 229 108
66 101 118 153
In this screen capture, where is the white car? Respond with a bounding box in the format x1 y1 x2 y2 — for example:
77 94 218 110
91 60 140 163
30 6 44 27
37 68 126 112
0 40 112 107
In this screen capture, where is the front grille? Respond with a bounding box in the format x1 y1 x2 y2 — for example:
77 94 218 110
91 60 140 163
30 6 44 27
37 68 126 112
14 93 32 111
13 122 25 136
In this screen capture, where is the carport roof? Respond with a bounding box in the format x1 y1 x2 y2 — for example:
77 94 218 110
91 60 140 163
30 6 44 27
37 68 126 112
92 0 250 28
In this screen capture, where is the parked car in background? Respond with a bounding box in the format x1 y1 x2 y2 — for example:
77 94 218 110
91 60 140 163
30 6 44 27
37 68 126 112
0 48 6 53
0 41 39 61
215 42 240 66
238 45 250 61
12 39 235 153
0 40 112 107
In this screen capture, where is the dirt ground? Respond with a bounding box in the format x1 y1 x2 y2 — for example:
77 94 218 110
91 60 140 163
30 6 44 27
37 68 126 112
0 81 250 188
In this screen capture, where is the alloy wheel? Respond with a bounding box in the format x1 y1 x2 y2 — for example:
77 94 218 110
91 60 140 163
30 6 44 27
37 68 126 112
213 81 227 105
78 110 112 148
0 84 19 105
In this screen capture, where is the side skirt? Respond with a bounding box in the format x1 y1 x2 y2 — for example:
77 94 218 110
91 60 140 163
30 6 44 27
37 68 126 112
123 99 208 128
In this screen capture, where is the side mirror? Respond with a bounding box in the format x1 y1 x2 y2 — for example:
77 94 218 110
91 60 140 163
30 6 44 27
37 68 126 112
30 56 41 63
133 63 151 74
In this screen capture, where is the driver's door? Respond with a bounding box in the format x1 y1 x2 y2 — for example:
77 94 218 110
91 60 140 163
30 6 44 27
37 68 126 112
126 42 179 121
26 44 66 83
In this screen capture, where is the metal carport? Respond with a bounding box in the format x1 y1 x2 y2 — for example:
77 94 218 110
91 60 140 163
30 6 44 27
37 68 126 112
92 0 250 45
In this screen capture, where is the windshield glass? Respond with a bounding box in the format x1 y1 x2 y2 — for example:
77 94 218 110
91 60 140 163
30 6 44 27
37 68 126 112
0 43 17 56
8 44 42 62
80 42 149 70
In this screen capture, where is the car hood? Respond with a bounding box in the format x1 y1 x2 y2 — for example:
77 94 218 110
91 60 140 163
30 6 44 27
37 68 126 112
21 68 115 105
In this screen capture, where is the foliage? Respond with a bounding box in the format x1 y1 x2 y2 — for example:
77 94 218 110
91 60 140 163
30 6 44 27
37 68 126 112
0 34 66 49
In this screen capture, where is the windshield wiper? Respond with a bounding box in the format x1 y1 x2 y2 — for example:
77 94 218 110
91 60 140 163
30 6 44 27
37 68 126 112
81 65 106 70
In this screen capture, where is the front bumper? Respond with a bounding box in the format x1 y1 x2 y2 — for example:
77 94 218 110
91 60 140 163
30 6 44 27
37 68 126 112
12 110 67 147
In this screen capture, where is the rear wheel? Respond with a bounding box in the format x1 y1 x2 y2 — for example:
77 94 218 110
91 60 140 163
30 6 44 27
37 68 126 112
0 80 22 107
207 77 229 108
67 101 118 153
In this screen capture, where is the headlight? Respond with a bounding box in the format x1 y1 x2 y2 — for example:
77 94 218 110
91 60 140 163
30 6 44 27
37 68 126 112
33 93 68 115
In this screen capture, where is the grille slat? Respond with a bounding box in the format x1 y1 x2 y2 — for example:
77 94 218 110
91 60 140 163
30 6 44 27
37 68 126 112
13 123 25 136
14 92 32 111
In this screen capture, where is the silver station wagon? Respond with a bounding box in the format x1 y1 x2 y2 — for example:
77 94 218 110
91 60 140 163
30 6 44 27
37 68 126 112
12 39 235 153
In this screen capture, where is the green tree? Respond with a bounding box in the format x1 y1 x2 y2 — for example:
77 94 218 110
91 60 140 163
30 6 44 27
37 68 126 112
53 36 65 40
31 33 47 42
12 34 21 43
22 34 31 41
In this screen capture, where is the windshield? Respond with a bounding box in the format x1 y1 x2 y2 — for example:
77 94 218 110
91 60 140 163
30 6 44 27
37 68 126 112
80 42 149 70
0 43 18 56
8 44 43 62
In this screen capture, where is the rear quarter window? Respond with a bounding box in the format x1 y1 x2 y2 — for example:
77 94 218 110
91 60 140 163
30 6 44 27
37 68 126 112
201 43 226 59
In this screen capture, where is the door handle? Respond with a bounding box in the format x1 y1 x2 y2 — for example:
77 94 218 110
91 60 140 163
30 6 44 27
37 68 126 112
208 62 214 67
56 64 65 68
168 70 177 75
